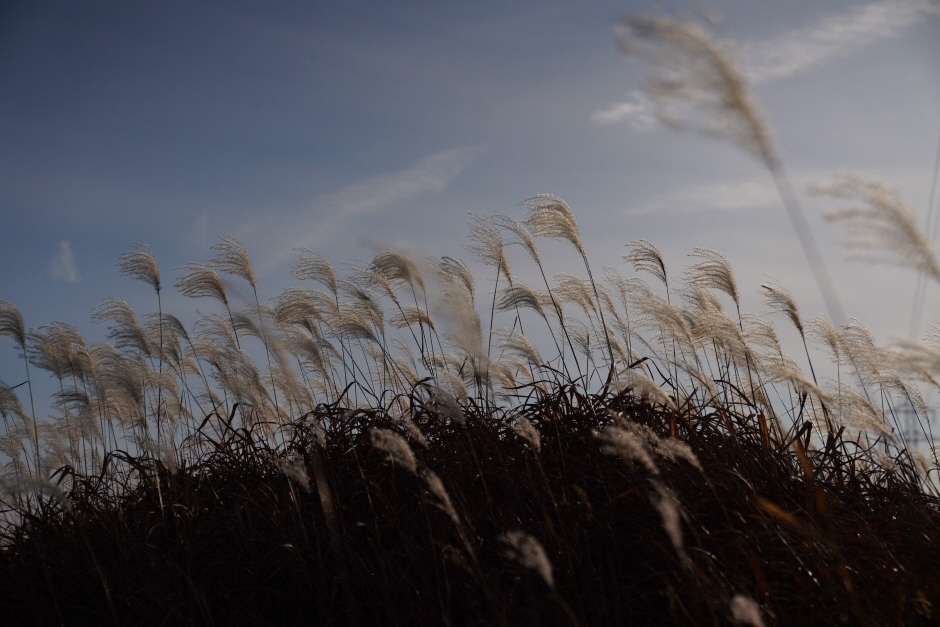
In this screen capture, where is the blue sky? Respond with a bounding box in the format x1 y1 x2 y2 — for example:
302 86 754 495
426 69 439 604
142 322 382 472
2 0 939 391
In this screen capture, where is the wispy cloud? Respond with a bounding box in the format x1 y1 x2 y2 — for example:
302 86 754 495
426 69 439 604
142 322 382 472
632 179 779 215
742 0 940 83
593 0 939 127
264 146 485 265
591 90 656 129
49 240 80 283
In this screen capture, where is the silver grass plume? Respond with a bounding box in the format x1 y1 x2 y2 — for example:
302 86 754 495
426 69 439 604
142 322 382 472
626 240 668 287
437 256 475 301
839 320 880 384
686 248 739 309
827 383 893 440
431 368 469 406
0 383 30 433
730 595 766 627
629 280 695 355
761 353 833 416
499 531 554 589
760 279 803 336
434 263 483 361
284 328 330 379
616 16 774 164
389 307 435 331
355 264 401 310
601 322 637 368
423 384 466 425
329 309 378 344
292 249 339 296
495 281 548 320
618 14 844 323
339 281 385 336
596 425 659 474
0 300 26 352
194 314 241 356
26 323 78 380
420 468 460 526
371 250 426 293
466 214 510 277
279 454 310 492
650 480 686 561
92 298 151 356
495 329 542 367
506 415 541 453
0 301 39 471
615 368 677 412
370 428 418 475
807 315 843 365
209 235 256 289
175 263 229 305
566 318 593 362
742 314 782 355
554 274 596 318
393 413 429 449
118 243 160 293
492 214 541 265
495 356 535 391
814 175 940 282
523 194 584 255
275 288 328 327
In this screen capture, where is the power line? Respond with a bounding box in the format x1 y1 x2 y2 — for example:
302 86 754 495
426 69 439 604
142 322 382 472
909 127 940 338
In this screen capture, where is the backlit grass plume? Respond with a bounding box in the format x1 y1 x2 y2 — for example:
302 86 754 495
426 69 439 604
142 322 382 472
0 193 937 626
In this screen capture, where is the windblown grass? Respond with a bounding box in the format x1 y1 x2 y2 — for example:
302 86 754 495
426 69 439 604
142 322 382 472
0 199 939 626
2 12 940 627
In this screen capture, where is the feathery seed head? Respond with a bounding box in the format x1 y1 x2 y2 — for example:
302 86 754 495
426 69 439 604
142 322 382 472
500 531 554 589
617 15 776 165
436 256 475 301
118 243 160 293
293 250 338 296
210 235 256 289
651 480 685 556
506 415 541 453
626 240 668 286
522 195 584 255
496 281 547 320
813 175 940 283
0 300 26 349
596 425 659 474
278 454 310 492
175 264 229 305
759 279 803 335
92 298 151 356
492 214 541 265
466 214 511 276
370 428 418 475
420 468 459 524
730 595 766 627
554 274 596 317
371 250 426 293
686 248 739 306
389 306 436 331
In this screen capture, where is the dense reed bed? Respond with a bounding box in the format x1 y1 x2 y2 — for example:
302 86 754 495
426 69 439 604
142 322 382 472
0 194 939 626
3 14 940 627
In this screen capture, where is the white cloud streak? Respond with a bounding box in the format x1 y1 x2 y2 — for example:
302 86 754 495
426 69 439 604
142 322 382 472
49 240 79 283
593 0 939 127
265 146 485 265
591 90 656 129
742 0 940 84
632 178 780 215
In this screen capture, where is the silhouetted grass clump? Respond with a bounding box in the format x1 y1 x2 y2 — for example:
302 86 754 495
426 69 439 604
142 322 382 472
1 376 938 626
4 13 940 626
